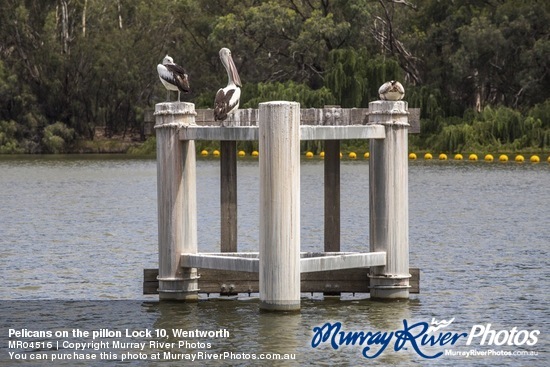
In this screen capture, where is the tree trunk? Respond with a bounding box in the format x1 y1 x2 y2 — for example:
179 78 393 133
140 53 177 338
59 0 70 54
82 0 87 37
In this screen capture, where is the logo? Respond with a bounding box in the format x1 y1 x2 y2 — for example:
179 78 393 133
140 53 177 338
310 319 540 359
466 324 539 346
426 317 455 334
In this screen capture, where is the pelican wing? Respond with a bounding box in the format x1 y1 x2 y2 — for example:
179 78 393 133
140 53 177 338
214 88 238 121
165 62 187 76
160 64 191 93
378 82 392 98
214 89 234 121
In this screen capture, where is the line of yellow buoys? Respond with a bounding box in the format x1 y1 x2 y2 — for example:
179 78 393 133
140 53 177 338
199 149 549 163
408 152 547 163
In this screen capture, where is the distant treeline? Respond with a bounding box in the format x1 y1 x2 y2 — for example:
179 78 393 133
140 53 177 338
0 0 548 153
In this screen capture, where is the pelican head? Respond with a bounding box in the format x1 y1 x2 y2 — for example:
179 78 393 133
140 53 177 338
162 55 174 65
219 48 241 87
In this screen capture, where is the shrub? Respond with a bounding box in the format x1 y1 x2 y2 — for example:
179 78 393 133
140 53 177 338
0 120 23 153
42 122 75 153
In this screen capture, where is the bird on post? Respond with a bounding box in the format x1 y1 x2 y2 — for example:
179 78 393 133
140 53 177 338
378 80 405 101
214 48 242 123
157 55 191 102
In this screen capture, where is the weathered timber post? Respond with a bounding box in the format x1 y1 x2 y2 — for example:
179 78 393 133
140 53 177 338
220 140 237 252
324 140 340 252
259 101 301 311
155 102 198 301
323 105 342 253
368 100 410 299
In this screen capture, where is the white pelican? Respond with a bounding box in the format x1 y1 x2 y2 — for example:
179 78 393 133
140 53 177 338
214 48 242 122
157 55 190 102
378 80 405 101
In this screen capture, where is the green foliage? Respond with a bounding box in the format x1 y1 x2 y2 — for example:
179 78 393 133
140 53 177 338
406 86 446 120
243 81 336 108
0 120 23 153
426 105 550 153
325 49 366 107
0 0 547 153
127 136 157 156
528 100 550 129
42 122 75 154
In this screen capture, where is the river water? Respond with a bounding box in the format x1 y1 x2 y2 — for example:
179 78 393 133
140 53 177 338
0 155 548 366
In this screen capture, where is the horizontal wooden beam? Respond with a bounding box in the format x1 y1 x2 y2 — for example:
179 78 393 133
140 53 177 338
181 251 386 274
300 125 385 140
143 267 419 294
193 107 420 133
182 254 259 273
179 125 386 141
180 126 258 141
300 252 386 273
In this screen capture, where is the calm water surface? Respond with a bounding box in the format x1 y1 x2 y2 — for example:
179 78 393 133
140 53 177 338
0 155 548 366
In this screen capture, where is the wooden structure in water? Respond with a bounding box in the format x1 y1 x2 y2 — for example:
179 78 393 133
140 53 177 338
143 101 420 311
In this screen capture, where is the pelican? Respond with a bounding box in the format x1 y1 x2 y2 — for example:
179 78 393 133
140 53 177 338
157 55 190 102
378 80 405 101
214 48 242 122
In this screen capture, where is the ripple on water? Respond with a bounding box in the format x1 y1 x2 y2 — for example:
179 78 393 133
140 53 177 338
0 157 548 366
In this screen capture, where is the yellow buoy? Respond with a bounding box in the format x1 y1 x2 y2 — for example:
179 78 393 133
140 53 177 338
200 150 209 156
349 152 357 159
409 153 417 160
439 153 448 160
339 152 343 159
547 156 550 163
305 151 314 158
499 154 508 162
213 150 220 157
251 150 259 157
484 154 494 162
238 150 246 157
319 151 325 158
515 155 525 163
454 153 463 160
530 155 540 163
424 153 433 160
469 154 478 161
364 152 370 159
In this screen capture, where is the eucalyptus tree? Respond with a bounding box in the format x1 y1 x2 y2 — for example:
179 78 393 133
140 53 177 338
0 0 547 153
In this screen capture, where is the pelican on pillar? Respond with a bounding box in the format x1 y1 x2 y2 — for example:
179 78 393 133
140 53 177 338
214 48 242 122
157 55 191 102
378 80 405 101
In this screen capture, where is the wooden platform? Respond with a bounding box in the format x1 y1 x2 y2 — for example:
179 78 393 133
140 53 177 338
152 101 418 306
192 107 421 133
180 251 387 273
143 267 419 295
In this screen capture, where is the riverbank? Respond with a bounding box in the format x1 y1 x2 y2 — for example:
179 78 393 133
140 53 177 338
5 135 549 163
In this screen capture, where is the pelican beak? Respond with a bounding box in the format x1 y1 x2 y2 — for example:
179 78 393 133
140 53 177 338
227 55 242 87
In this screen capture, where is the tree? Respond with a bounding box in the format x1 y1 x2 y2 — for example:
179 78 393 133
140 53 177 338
0 0 547 153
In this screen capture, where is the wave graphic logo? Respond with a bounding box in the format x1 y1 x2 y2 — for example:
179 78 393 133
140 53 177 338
427 318 455 334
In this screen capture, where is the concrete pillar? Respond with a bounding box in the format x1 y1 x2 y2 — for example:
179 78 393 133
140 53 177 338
259 101 301 311
368 100 410 299
155 102 198 301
